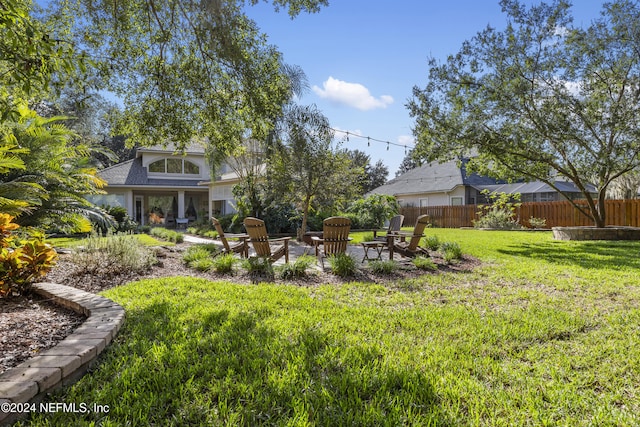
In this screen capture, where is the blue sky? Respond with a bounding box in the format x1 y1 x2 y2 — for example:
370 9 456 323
245 1 608 177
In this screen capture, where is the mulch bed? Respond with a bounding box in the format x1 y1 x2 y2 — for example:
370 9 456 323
0 241 480 376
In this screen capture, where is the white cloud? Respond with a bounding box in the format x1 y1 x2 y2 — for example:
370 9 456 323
312 77 394 111
397 135 415 146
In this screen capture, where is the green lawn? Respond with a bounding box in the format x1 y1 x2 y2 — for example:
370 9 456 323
24 230 640 426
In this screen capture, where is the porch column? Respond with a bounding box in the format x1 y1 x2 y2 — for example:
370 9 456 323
208 183 214 219
125 190 134 218
177 191 185 218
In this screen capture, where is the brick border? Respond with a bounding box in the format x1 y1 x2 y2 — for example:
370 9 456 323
0 283 125 426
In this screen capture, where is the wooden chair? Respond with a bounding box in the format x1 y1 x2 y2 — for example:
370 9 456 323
243 217 291 263
374 214 404 242
211 217 248 258
388 214 430 259
311 216 352 268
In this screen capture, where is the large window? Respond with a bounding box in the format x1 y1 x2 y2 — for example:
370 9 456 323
148 158 200 175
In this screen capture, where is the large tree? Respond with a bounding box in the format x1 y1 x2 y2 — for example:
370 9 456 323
41 0 328 162
407 0 640 227
344 149 389 194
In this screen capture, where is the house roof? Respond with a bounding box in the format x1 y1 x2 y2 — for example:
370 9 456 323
478 180 597 194
98 157 204 188
136 142 206 157
368 158 500 196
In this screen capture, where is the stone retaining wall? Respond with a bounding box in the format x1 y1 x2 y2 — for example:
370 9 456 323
0 283 125 426
552 226 640 241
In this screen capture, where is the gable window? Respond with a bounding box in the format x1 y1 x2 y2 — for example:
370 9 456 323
148 158 200 175
451 197 463 206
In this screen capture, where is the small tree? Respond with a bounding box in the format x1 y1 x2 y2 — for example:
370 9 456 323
347 194 400 229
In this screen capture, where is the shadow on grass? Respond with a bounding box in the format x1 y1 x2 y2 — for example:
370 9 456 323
35 299 451 426
497 240 640 270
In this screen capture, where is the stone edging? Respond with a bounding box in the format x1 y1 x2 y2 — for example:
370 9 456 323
0 283 125 426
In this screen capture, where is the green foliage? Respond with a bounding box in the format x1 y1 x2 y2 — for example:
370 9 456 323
107 206 137 233
0 213 58 297
72 233 157 276
327 252 358 277
149 227 184 243
474 191 523 230
277 254 316 279
189 257 215 272
408 0 640 227
347 194 400 229
242 256 275 282
182 246 212 265
440 241 463 264
528 217 547 229
412 256 437 271
2 104 114 233
368 260 398 275
211 253 238 274
423 235 440 251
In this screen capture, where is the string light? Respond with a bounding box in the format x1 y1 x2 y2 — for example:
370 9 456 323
330 127 415 152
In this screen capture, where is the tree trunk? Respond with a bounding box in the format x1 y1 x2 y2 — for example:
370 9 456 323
298 194 311 241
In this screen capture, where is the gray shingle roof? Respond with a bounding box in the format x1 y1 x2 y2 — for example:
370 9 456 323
98 157 204 187
369 158 500 196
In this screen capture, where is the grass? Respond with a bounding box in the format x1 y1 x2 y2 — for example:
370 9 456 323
24 229 640 426
48 233 172 248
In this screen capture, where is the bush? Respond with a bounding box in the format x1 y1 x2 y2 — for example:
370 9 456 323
338 213 363 230
528 217 547 229
474 190 523 230
412 256 437 271
150 227 184 243
182 246 212 265
263 205 299 234
440 241 463 264
328 253 358 277
209 253 236 273
0 214 58 297
72 233 157 275
242 256 274 282
346 194 400 229
423 235 440 251
277 255 316 279
189 257 215 272
107 206 137 233
368 260 398 275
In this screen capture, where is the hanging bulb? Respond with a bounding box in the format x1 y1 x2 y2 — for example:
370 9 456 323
367 137 370 147
387 141 390 151
346 131 349 142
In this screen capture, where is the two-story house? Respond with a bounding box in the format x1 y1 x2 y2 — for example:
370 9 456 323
89 144 240 226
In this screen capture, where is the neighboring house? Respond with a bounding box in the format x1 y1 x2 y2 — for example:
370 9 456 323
90 144 240 226
369 158 595 207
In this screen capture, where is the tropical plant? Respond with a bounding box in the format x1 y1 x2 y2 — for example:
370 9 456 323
277 254 316 279
242 256 275 283
0 214 58 297
211 253 238 274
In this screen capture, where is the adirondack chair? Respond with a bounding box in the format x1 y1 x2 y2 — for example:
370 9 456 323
211 217 248 258
311 216 352 268
243 217 291 263
388 214 431 259
373 214 404 242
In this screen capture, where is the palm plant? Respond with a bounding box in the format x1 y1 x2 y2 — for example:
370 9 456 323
0 105 115 232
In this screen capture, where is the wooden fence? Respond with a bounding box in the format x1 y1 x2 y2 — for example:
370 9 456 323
400 199 640 229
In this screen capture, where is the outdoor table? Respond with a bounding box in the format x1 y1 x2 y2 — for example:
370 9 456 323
361 241 386 262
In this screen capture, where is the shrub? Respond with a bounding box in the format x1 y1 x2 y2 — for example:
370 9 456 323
328 253 358 277
440 241 463 264
346 194 400 229
182 246 212 265
107 206 137 233
189 257 215 272
0 214 58 297
242 256 274 282
150 227 184 243
528 217 547 229
277 255 316 279
72 233 157 275
203 230 218 239
423 235 440 251
412 256 437 271
211 253 238 274
368 260 398 275
474 190 523 230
